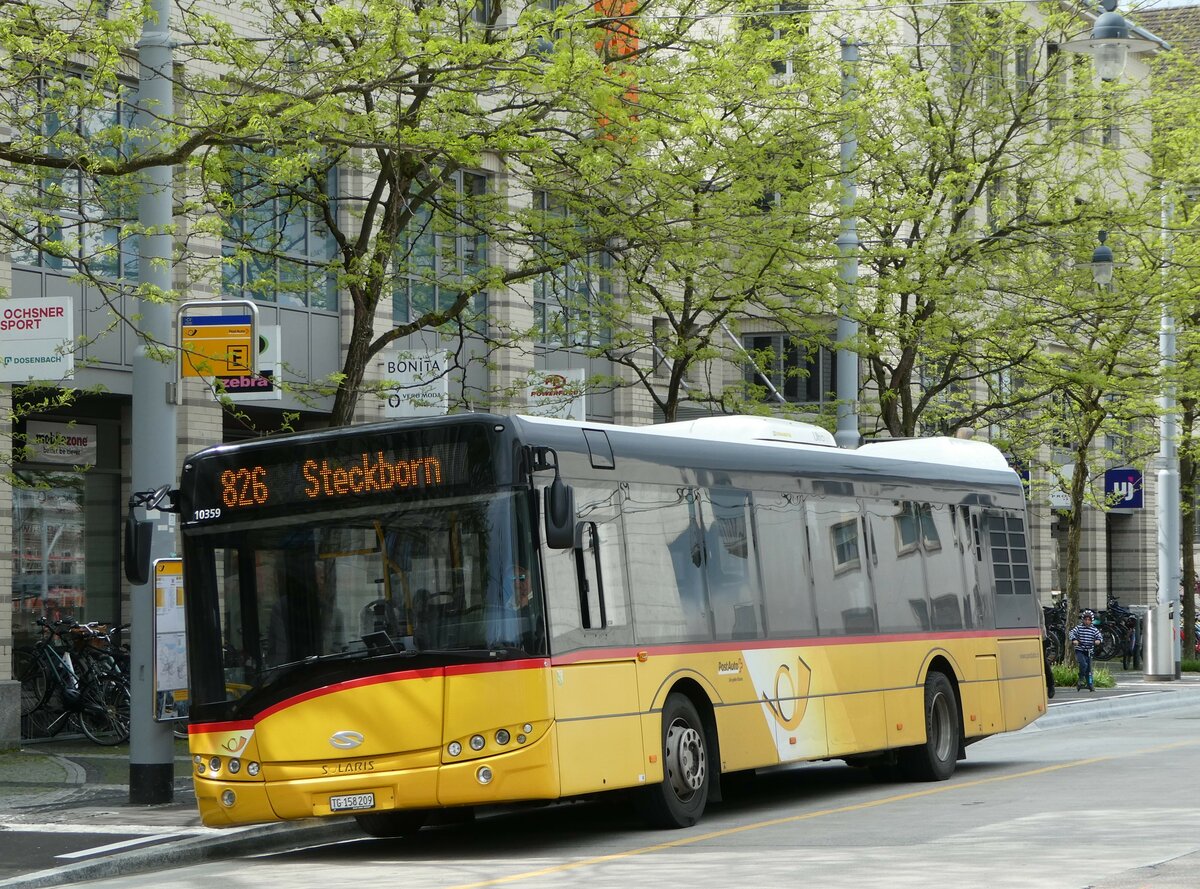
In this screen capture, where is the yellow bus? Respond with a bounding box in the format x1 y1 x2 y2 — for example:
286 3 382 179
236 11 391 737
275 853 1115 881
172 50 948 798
154 413 1047 834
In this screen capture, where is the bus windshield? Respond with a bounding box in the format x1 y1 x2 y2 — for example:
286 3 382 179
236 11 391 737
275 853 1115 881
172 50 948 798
189 489 543 702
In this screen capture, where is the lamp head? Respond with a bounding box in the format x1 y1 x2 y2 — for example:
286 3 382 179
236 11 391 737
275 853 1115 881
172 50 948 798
1092 232 1115 286
1059 3 1159 83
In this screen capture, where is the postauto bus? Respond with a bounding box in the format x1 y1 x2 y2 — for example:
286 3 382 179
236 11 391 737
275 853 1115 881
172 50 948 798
128 413 1046 835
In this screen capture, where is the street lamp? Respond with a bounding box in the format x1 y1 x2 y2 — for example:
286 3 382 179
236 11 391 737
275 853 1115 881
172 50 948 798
1065 4 1174 679
835 40 861 450
1085 227 1179 680
1091 231 1114 287
1060 0 1160 82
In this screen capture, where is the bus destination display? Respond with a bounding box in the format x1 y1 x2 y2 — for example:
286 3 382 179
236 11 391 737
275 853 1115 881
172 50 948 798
185 432 482 524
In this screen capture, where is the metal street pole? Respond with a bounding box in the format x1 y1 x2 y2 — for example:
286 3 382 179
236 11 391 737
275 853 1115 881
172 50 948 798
1150 198 1180 680
835 40 861 450
130 0 179 802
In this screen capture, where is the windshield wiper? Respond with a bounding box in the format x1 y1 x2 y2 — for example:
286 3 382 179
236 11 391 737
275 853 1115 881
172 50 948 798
265 649 368 675
409 646 531 660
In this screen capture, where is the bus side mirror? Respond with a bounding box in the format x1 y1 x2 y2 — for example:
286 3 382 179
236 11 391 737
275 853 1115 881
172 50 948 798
544 477 575 549
124 512 153 585
124 484 178 585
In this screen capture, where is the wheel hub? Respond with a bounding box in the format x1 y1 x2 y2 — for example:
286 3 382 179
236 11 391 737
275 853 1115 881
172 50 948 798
665 719 706 799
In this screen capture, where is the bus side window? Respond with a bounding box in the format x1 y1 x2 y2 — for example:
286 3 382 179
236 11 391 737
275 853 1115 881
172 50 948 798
702 489 763 640
545 484 630 652
756 492 817 637
807 496 875 635
923 504 967 630
625 483 712 643
866 501 928 633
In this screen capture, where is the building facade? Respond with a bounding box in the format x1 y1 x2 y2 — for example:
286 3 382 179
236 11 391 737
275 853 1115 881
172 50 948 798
0 0 1173 744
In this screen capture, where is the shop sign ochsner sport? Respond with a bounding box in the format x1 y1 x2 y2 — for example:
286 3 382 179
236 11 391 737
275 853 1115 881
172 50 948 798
0 297 74 382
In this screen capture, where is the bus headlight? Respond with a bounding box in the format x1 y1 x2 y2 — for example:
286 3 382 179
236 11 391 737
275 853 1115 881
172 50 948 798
247 761 261 777
209 757 221 773
495 729 510 746
448 741 462 757
221 789 236 807
469 734 485 751
476 766 493 785
228 759 241 774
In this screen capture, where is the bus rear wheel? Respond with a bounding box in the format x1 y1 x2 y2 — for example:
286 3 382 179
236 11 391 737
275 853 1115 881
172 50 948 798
355 808 428 838
639 693 709 829
899 672 959 782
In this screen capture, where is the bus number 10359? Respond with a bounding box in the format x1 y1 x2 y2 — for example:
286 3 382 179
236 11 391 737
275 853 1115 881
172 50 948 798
221 466 269 509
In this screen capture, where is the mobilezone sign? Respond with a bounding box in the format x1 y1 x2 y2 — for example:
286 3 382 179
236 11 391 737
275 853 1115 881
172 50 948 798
0 297 74 383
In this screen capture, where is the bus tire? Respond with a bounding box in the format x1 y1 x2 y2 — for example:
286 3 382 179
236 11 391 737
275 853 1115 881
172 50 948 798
898 672 959 782
355 809 428 838
639 693 709 829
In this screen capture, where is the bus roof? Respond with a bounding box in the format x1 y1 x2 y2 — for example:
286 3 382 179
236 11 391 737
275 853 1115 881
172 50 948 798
516 414 1013 473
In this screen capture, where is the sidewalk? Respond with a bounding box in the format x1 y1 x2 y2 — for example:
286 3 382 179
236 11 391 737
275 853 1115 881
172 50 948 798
2 667 1200 887
1032 662 1200 729
0 736 356 889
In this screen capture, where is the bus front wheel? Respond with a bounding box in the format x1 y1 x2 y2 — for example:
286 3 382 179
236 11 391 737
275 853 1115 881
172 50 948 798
355 808 428 838
899 672 960 782
639 693 709 829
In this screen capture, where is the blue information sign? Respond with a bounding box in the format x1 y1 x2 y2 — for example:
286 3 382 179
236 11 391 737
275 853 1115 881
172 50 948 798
1104 468 1143 510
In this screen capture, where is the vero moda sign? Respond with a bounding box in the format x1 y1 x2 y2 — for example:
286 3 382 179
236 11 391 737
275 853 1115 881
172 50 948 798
0 297 74 382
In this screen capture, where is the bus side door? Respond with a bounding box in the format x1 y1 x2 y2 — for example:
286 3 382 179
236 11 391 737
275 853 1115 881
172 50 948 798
543 483 646 796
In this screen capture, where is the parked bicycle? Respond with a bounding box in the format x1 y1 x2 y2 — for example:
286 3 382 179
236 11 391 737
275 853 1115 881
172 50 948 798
13 617 131 745
1095 597 1136 662
1043 599 1068 664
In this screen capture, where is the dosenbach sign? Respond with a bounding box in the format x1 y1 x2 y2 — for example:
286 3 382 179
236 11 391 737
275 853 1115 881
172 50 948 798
0 297 74 382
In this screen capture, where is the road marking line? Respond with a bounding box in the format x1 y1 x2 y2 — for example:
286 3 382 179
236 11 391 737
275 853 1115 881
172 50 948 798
445 738 1200 889
55 832 196 859
0 823 182 836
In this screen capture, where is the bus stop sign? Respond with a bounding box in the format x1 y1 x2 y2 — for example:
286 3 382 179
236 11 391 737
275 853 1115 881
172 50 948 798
178 301 258 378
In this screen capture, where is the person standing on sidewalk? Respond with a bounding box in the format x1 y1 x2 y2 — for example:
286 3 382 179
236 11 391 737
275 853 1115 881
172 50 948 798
1069 609 1103 691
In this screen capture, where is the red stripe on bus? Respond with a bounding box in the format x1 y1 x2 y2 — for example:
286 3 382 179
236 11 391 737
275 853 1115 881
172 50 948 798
444 658 549 677
188 660 549 730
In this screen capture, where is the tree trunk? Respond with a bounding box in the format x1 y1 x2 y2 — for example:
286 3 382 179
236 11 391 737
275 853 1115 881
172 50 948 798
1065 447 1091 627
328 296 378 427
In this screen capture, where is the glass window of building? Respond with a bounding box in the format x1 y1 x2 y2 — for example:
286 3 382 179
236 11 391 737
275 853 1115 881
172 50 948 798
532 191 611 348
9 76 138 279
392 171 489 324
221 154 338 312
743 333 836 404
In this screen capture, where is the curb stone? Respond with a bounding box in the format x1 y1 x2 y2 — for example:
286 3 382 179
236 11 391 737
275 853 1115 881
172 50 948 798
0 817 361 889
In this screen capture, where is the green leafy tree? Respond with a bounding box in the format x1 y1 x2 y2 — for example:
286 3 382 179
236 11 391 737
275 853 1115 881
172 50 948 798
549 8 842 422
847 2 1153 438
0 0 749 427
1142 11 1200 655
999 246 1160 623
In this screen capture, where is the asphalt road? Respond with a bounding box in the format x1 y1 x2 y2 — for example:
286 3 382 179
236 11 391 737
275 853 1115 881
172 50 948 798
24 700 1200 889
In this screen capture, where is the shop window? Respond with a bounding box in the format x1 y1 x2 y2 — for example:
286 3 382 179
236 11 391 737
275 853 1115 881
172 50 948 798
12 469 120 649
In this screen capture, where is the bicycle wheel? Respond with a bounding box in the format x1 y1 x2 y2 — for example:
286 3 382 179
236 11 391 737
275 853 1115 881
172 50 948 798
1097 624 1120 661
13 647 51 716
78 676 131 746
